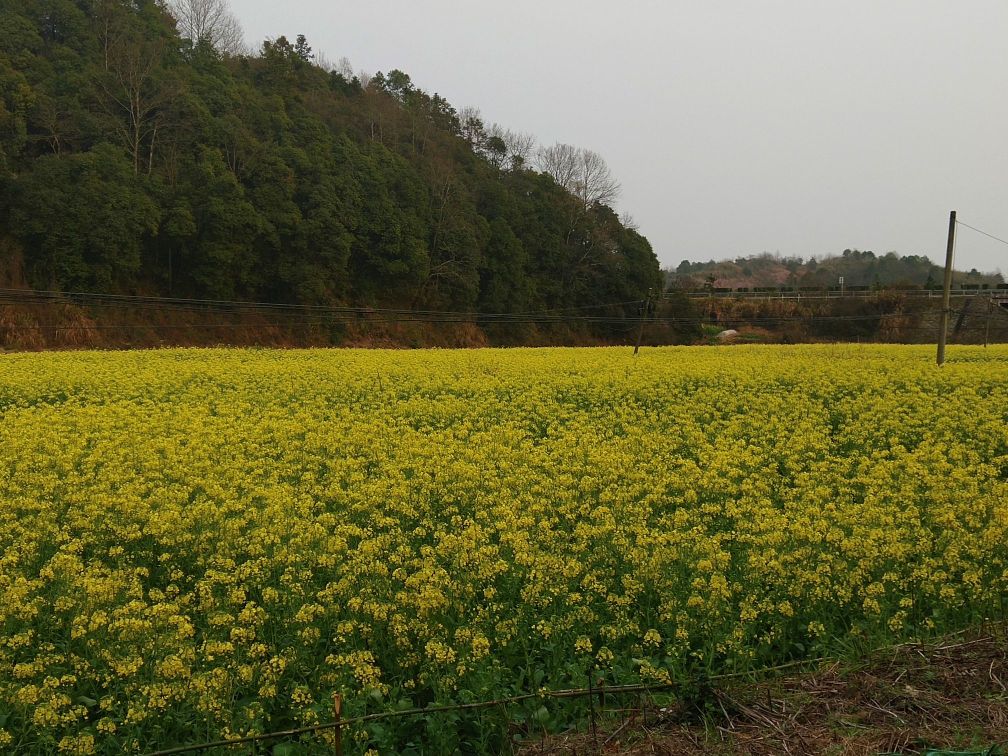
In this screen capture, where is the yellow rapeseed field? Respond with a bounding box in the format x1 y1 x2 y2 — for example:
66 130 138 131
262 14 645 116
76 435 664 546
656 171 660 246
1 345 1006 753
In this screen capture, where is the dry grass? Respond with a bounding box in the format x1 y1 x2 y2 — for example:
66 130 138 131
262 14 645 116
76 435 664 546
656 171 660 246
522 626 1008 755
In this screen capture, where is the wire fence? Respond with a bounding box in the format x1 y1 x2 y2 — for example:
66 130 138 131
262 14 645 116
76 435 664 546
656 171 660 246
145 656 829 756
143 621 1008 756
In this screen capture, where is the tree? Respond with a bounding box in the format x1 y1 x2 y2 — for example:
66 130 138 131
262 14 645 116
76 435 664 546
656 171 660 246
384 69 413 103
0 56 34 166
534 143 622 292
335 56 355 80
484 134 507 169
500 129 536 171
417 158 481 308
458 105 485 149
168 0 245 57
572 149 620 211
536 142 579 193
2 0 663 346
538 144 620 215
173 146 262 298
97 28 175 174
293 34 312 63
479 218 529 317
261 35 312 67
11 143 159 289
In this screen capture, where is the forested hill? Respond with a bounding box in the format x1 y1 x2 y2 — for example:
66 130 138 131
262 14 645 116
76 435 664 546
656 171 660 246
669 250 1004 291
0 0 660 336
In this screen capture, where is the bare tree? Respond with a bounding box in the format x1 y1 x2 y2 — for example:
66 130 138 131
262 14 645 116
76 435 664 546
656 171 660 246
169 0 245 57
536 143 620 210
92 0 126 71
575 148 620 211
619 210 639 232
314 52 354 77
500 128 536 170
337 57 356 80
536 142 580 193
314 49 333 71
99 33 175 174
33 96 80 156
486 125 535 170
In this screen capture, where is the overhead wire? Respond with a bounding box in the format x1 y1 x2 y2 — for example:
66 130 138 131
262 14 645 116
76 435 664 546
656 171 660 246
956 219 1008 248
0 287 998 335
0 288 645 321
0 313 959 333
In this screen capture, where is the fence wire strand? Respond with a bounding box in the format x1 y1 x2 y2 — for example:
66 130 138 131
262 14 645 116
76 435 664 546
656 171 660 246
145 655 836 755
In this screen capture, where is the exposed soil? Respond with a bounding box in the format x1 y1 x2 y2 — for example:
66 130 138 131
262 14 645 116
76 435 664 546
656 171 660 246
0 300 653 351
521 626 1008 755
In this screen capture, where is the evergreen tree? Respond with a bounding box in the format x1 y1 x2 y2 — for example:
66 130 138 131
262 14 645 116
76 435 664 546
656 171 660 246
0 0 666 344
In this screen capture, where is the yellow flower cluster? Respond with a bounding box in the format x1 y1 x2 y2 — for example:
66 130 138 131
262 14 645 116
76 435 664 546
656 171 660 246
0 345 1006 752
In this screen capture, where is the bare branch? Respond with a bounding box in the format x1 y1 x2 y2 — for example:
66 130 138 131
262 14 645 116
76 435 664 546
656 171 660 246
336 56 356 80
536 142 580 192
576 148 621 210
168 0 245 56
536 143 621 210
500 128 536 170
314 50 333 72
619 211 639 232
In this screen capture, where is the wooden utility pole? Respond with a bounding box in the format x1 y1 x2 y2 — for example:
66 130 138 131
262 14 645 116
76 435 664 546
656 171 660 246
984 294 993 348
633 289 653 356
937 210 957 366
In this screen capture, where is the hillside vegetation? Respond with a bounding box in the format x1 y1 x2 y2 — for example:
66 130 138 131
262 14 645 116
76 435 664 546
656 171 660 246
669 250 1004 291
0 0 661 344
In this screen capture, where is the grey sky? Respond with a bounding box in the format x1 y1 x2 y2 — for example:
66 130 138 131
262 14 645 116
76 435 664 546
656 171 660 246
228 0 1008 274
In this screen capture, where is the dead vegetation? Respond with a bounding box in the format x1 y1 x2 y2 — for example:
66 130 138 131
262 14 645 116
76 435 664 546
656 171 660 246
0 299 651 351
521 626 1008 755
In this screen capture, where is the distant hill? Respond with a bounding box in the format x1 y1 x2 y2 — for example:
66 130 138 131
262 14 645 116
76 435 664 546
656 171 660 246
666 250 1004 291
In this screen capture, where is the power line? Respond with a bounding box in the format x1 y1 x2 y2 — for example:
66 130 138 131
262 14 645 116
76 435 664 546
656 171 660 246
0 288 645 321
956 219 1008 248
0 315 960 337
0 288 993 339
0 315 652 331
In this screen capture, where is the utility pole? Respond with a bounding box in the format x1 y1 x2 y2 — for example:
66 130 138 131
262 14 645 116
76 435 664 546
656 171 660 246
937 210 957 366
984 294 993 348
633 289 653 356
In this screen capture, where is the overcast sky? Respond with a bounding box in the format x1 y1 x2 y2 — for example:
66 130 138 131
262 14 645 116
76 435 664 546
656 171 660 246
228 0 1008 273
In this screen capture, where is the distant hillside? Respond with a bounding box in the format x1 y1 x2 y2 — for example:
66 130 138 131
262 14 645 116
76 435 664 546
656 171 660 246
667 250 1004 291
0 0 660 345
